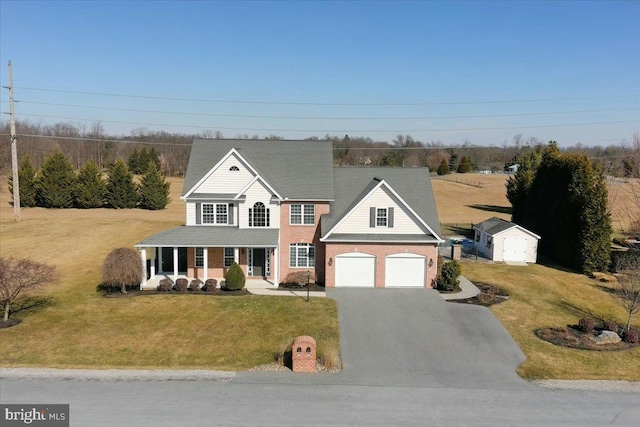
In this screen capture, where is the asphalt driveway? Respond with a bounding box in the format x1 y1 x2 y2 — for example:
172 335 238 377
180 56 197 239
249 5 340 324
325 288 529 389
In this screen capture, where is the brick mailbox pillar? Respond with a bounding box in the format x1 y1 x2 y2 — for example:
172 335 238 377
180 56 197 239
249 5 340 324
292 336 316 373
451 244 462 261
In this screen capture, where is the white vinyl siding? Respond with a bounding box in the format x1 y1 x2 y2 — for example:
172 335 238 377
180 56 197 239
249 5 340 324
239 180 279 229
333 186 426 234
194 154 254 194
477 227 539 263
186 202 196 225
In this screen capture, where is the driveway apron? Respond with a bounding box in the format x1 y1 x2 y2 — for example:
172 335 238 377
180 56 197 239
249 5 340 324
327 288 529 389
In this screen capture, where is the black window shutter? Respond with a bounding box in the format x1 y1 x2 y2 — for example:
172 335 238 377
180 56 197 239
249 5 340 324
369 207 376 228
388 207 394 228
196 203 201 224
228 204 234 225
266 208 270 227
249 208 253 227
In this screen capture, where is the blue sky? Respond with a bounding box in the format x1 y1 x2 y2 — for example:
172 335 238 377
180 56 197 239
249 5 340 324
1 0 638 146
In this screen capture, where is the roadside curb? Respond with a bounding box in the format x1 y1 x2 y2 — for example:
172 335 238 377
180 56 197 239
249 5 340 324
0 368 236 382
534 380 640 393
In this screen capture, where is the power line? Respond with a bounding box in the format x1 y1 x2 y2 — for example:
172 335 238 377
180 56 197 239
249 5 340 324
14 86 639 106
11 100 638 120
12 112 640 133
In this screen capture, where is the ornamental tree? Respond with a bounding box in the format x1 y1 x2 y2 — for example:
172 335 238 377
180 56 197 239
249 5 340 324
0 257 58 322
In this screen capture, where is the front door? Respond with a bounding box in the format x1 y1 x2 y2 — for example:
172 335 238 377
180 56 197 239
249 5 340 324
161 247 188 273
252 248 266 277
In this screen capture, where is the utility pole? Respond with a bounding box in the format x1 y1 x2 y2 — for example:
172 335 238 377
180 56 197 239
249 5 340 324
6 61 20 221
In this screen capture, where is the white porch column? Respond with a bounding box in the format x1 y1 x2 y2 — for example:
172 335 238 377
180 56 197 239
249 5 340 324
150 248 156 278
140 248 147 289
234 247 239 264
173 246 178 282
203 247 208 282
158 248 163 273
273 247 279 287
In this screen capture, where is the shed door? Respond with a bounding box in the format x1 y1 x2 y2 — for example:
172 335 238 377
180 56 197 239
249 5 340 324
385 254 425 287
503 238 527 262
335 253 375 287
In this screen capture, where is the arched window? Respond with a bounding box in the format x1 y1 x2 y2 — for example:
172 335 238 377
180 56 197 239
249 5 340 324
249 202 269 227
229 166 239 171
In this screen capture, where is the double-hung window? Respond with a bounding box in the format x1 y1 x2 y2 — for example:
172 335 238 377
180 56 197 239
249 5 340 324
202 203 229 225
289 243 315 268
376 208 388 227
223 248 235 268
290 204 315 225
195 248 204 268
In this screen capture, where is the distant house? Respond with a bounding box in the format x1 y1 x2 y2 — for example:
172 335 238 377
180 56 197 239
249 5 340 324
506 164 519 174
136 139 444 289
473 217 540 263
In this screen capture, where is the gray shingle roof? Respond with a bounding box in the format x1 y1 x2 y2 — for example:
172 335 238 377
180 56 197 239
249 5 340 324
135 226 279 247
473 217 516 235
321 167 442 240
182 139 335 200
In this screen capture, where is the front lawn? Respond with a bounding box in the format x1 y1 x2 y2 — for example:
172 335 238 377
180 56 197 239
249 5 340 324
0 178 339 370
463 262 640 380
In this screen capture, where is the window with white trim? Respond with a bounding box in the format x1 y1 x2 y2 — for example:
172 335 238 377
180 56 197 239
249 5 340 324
195 247 204 268
486 236 493 248
376 208 388 227
290 204 315 225
224 247 235 268
202 203 229 225
289 243 315 268
249 202 270 227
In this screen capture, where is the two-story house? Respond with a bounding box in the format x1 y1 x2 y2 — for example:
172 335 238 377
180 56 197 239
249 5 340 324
136 139 444 288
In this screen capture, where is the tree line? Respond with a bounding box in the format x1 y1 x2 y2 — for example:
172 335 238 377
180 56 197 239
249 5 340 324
9 150 171 210
1 120 638 178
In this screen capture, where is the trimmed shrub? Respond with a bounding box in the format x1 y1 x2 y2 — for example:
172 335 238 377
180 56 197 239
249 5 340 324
188 279 203 291
280 271 316 287
202 279 217 292
436 159 450 176
224 262 245 290
578 317 595 334
174 278 188 292
438 260 462 291
603 320 619 333
157 278 173 292
622 329 638 344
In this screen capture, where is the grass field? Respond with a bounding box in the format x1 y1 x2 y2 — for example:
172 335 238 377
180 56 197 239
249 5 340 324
433 173 640 380
0 176 339 370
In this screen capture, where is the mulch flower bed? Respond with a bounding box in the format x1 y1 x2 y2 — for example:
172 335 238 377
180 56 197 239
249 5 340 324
277 283 326 292
535 325 640 351
102 288 251 298
0 318 22 329
449 283 509 307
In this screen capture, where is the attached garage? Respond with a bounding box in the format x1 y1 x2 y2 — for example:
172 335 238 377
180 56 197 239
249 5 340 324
335 252 376 287
385 253 425 287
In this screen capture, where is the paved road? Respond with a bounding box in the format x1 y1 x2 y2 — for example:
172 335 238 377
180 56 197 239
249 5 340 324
2 378 639 426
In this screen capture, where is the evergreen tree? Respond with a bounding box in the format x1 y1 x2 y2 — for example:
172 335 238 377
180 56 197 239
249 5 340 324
75 160 105 208
139 162 171 210
146 147 161 170
8 155 37 207
105 159 138 208
506 145 546 224
127 148 141 174
436 159 450 175
36 150 77 208
506 142 611 274
457 156 472 173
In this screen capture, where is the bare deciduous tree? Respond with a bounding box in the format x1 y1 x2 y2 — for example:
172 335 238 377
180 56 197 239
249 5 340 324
617 262 640 332
101 248 142 293
0 258 58 322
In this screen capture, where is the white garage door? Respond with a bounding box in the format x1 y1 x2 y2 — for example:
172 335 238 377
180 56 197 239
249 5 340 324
335 253 375 287
503 238 527 262
385 253 425 287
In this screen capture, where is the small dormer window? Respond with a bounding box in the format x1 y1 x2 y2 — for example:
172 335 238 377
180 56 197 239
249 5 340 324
229 166 239 171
